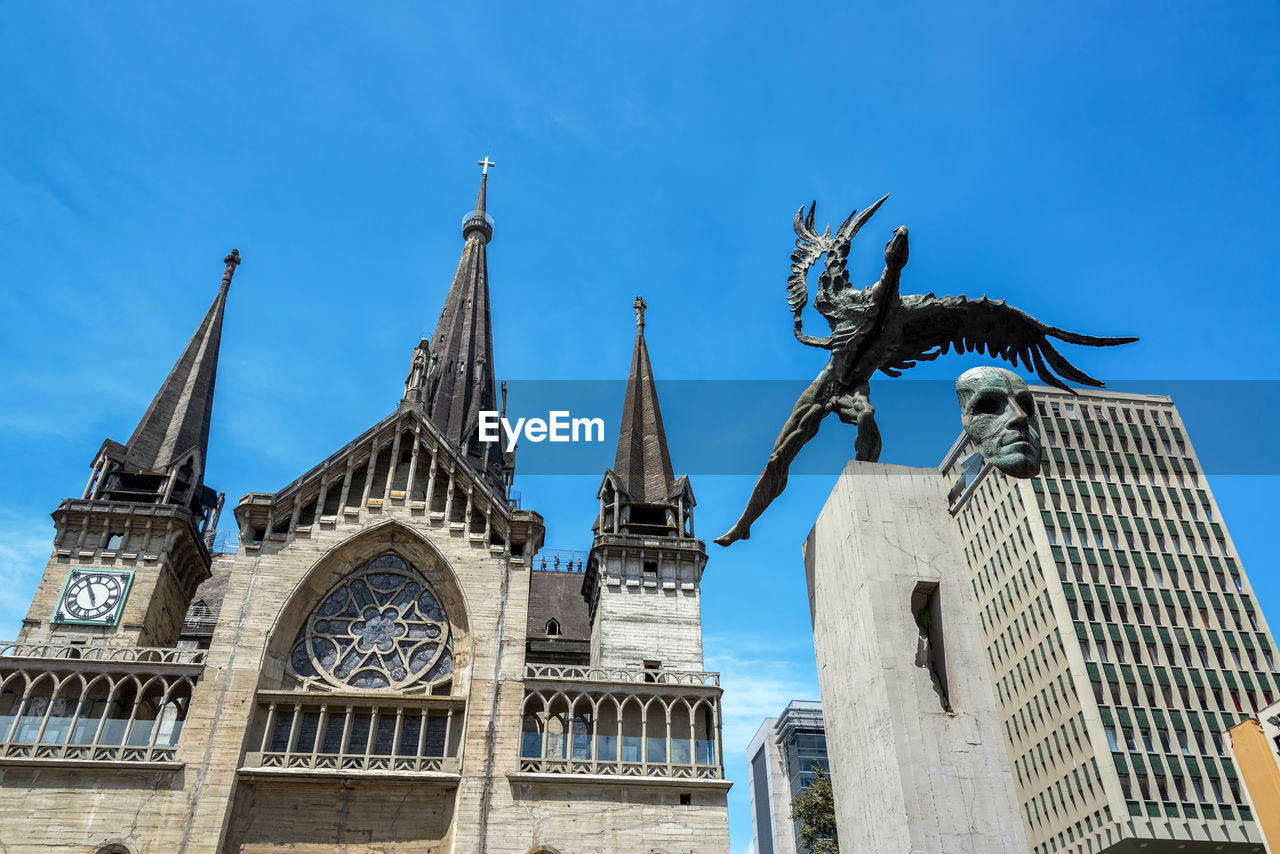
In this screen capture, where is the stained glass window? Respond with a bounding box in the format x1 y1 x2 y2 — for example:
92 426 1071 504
288 553 454 692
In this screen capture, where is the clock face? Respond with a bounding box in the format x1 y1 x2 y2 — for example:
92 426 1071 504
54 569 132 625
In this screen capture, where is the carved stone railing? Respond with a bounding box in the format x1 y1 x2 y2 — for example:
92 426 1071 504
519 668 724 781
0 641 207 668
54 498 211 563
525 663 719 687
517 755 721 779
241 692 464 779
0 663 196 768
3 742 179 765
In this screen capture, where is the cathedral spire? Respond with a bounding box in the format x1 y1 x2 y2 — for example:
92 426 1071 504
612 296 676 503
90 250 236 518
122 250 237 478
421 162 504 490
462 157 495 244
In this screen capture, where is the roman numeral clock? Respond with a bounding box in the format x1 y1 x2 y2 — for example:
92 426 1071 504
53 568 133 626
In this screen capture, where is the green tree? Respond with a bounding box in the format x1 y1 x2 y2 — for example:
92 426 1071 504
790 763 838 854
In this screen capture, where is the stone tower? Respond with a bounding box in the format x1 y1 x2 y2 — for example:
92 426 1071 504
17 251 238 648
583 296 706 672
0 170 729 854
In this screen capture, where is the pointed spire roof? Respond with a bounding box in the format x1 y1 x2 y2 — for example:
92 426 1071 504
122 250 237 477
612 296 676 503
421 163 502 488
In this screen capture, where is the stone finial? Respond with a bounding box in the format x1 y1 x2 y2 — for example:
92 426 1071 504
222 249 241 289
633 296 647 328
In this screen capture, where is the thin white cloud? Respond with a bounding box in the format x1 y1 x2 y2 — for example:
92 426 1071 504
706 633 820 759
0 518 55 635
708 632 816 854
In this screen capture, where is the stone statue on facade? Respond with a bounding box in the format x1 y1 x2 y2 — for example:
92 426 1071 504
715 196 1136 546
405 338 430 401
956 366 1042 478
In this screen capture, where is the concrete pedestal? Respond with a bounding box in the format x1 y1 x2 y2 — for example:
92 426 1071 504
803 462 1028 854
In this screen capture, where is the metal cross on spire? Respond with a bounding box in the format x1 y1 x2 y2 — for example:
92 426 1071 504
478 156 496 175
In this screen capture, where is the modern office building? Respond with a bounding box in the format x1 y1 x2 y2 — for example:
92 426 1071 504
1229 699 1280 851
942 386 1280 854
747 700 828 854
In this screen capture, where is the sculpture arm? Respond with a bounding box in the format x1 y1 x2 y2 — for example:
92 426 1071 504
793 325 835 349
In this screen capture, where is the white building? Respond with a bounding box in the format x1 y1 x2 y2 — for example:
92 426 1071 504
943 386 1279 853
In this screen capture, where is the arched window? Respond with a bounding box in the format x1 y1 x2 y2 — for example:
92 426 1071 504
521 713 543 759
96 845 133 854
545 618 561 636
287 553 453 692
527 846 561 854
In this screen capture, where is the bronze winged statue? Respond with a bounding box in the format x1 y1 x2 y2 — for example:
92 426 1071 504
714 195 1138 547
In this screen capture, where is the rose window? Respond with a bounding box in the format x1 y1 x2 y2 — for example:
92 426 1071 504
288 553 453 692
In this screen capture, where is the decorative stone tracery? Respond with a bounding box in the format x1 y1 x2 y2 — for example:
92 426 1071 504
287 553 454 692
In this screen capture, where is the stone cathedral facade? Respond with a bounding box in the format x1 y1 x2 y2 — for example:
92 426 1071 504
0 172 731 853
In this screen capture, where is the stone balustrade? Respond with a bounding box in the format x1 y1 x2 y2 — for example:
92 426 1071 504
524 663 719 688
0 641 207 667
241 692 465 779
519 665 724 781
0 659 197 768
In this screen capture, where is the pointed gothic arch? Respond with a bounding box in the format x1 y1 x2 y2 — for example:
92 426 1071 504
257 520 472 694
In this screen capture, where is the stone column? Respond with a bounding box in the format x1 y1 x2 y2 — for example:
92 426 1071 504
803 461 1028 854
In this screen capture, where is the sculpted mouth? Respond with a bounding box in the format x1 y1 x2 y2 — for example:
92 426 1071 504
1001 433 1035 449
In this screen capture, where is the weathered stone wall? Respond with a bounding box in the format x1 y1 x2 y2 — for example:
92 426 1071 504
186 506 524 854
803 462 1028 854
591 585 704 672
1 494 728 854
20 515 207 648
482 778 731 854
0 764 192 853
223 781 456 852
589 548 704 672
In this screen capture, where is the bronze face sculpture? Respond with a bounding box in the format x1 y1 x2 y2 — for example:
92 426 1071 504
955 366 1041 478
715 196 1136 546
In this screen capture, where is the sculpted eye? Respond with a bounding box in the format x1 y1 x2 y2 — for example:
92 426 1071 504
1017 393 1035 414
972 393 1003 415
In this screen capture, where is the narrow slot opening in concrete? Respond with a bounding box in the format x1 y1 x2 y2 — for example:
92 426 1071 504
912 581 952 712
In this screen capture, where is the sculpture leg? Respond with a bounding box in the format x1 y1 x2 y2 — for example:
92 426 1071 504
833 382 881 462
714 375 832 547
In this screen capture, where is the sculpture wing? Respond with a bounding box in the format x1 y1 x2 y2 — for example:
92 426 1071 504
814 194 890 308
788 196 892 350
786 203 826 317
883 294 1138 390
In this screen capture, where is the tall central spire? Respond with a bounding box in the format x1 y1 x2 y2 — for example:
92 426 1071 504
420 162 503 490
613 295 676 503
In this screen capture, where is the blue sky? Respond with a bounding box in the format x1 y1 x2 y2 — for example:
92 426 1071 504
2 3 1278 851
